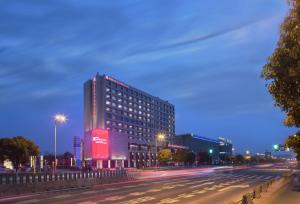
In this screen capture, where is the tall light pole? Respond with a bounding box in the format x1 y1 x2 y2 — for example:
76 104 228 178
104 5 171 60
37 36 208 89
155 133 165 168
54 114 67 172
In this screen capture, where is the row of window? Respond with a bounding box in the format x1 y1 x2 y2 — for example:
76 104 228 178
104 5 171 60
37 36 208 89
105 85 174 111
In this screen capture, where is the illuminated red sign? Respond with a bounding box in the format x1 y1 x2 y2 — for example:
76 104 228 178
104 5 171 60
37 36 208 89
105 76 129 88
91 129 109 159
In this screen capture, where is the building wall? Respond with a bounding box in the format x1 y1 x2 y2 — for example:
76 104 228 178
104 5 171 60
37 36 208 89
84 73 175 167
175 133 220 163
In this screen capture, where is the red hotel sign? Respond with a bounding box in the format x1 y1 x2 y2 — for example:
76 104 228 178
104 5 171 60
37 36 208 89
91 129 109 159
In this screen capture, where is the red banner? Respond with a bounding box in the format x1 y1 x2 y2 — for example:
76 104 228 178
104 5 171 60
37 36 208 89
91 129 109 159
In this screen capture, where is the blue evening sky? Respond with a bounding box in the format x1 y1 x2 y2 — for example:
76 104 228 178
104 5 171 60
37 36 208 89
0 0 297 154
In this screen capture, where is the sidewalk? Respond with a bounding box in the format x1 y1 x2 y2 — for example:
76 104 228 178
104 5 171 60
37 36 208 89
254 174 300 204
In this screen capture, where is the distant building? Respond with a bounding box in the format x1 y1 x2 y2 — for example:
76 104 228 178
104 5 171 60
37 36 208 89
174 133 220 164
83 73 175 168
218 137 233 162
73 136 82 166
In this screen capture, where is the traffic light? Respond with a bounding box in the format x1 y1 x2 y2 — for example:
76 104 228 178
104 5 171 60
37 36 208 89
209 149 213 154
273 144 279 150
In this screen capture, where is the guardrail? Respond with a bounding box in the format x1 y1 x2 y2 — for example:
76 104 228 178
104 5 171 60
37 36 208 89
0 169 134 196
0 169 128 185
229 171 294 204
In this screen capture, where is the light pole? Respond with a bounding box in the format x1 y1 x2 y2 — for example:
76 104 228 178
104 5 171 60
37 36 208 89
54 114 67 172
155 133 165 168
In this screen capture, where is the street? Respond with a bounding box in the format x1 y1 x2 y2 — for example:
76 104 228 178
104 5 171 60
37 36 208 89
0 166 286 204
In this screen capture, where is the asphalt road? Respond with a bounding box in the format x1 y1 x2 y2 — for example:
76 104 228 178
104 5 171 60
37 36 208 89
0 167 287 204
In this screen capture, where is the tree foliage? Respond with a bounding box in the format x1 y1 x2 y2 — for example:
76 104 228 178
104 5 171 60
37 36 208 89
0 136 40 170
262 0 300 127
285 131 300 160
172 149 187 163
158 148 172 163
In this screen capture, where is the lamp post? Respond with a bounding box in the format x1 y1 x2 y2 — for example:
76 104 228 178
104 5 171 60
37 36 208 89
54 114 67 172
155 133 165 168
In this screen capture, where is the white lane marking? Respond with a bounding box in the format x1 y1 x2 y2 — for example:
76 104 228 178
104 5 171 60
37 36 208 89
104 196 126 201
256 175 266 179
263 176 273 180
129 192 146 196
16 199 40 204
218 184 250 192
189 182 215 189
192 190 206 194
147 188 162 192
120 196 155 204
158 198 180 204
275 176 281 180
162 185 177 189
177 193 195 198
53 194 72 199
204 185 217 191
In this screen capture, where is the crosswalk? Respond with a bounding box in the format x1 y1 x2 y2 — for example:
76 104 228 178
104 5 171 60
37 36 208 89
9 173 281 204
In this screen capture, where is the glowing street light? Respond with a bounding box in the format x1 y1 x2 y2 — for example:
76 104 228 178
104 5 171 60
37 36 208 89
155 133 165 168
208 149 213 154
53 114 67 171
273 144 279 151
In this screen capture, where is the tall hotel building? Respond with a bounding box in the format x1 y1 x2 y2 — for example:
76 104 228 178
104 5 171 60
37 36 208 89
84 73 175 168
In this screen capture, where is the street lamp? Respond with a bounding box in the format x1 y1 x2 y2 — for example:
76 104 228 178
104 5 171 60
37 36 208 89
53 114 67 171
155 133 165 168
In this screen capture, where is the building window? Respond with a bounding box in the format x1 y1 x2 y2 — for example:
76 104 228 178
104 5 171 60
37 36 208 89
106 101 111 105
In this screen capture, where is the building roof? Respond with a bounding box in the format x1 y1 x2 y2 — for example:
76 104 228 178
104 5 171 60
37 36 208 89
176 133 219 144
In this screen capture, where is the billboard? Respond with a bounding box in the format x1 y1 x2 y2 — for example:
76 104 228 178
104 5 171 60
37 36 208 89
91 129 109 159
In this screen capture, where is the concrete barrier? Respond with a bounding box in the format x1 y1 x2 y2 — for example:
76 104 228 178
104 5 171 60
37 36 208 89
241 193 253 204
252 187 261 199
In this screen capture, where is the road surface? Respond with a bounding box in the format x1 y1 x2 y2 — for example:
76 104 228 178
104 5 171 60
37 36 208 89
0 166 287 204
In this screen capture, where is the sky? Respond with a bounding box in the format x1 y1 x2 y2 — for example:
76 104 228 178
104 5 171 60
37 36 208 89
0 0 297 154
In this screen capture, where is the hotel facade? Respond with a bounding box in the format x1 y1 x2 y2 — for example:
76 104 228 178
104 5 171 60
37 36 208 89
83 73 175 168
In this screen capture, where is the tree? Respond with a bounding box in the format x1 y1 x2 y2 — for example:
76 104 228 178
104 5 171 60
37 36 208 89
158 148 172 163
232 154 245 164
185 152 196 166
0 136 40 171
285 132 300 160
172 149 187 163
261 0 300 127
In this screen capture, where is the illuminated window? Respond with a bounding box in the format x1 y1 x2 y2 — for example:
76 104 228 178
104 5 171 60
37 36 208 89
106 88 110 92
139 105 142 109
106 94 110 98
106 107 110 111
118 92 122 96
129 108 133 112
106 121 111 124
118 105 122 108
138 111 142 114
118 98 122 102
118 123 122 126
106 101 111 105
